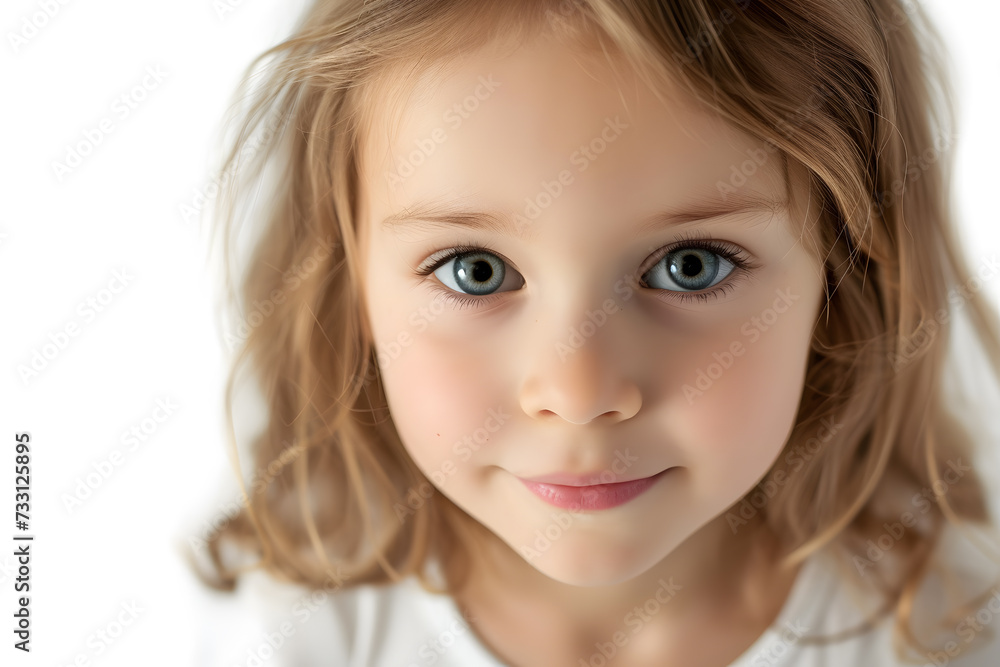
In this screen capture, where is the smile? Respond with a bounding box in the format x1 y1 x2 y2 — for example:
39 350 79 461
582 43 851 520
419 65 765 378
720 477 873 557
517 468 673 511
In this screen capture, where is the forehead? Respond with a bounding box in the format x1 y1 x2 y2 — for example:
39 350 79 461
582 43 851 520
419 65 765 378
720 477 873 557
356 35 790 239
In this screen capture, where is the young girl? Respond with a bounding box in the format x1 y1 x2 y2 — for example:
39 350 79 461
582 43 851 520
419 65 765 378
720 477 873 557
189 0 1000 664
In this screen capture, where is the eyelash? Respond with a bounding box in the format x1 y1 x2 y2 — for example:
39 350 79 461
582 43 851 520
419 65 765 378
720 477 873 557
414 230 761 310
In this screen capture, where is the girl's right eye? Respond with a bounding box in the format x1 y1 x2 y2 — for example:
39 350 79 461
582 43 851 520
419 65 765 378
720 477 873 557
416 245 524 308
429 248 525 296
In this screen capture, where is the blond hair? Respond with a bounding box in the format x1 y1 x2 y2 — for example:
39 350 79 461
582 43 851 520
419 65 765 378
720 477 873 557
188 0 1000 660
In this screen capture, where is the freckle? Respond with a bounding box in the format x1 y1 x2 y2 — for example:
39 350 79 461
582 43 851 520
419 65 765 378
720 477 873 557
437 433 440 437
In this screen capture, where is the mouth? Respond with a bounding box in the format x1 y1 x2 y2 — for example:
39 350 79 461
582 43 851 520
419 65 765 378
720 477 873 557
516 468 673 511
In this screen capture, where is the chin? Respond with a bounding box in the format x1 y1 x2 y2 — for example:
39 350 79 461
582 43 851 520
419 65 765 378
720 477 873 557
510 533 676 588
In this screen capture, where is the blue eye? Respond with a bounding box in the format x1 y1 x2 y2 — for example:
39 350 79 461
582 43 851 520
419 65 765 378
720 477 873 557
643 247 736 292
415 236 757 310
431 250 525 297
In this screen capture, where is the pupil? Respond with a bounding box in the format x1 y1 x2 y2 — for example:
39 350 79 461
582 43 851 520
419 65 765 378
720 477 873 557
681 253 703 277
472 261 493 283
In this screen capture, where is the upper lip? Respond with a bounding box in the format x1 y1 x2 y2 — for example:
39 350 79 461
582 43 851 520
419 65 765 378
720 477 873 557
517 469 667 487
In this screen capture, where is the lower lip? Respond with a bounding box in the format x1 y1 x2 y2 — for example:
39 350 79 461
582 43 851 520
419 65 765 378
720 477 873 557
518 469 672 511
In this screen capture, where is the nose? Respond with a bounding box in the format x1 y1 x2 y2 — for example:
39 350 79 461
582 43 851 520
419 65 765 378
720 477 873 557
519 328 642 425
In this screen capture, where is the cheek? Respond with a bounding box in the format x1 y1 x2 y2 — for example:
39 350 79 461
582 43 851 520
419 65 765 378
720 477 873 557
379 334 502 477
677 298 817 481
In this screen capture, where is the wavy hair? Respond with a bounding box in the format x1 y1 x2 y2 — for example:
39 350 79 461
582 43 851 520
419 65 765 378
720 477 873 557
187 0 1000 660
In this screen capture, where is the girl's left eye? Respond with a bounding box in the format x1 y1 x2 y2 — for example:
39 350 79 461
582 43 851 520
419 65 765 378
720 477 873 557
414 236 760 310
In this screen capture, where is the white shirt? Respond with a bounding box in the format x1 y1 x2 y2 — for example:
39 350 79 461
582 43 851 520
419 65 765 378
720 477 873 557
194 523 1000 666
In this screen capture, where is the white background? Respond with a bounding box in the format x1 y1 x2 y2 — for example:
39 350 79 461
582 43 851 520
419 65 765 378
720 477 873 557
0 1 997 665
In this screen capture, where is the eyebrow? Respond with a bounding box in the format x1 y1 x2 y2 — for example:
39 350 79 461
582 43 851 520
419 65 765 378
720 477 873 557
380 190 787 242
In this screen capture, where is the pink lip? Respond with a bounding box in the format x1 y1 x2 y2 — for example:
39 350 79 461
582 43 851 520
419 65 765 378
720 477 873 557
517 468 672 511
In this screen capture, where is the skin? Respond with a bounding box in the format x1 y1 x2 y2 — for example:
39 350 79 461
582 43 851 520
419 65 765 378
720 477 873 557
356 33 826 666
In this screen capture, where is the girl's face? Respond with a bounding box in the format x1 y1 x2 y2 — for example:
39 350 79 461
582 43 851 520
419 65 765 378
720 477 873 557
357 36 825 586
